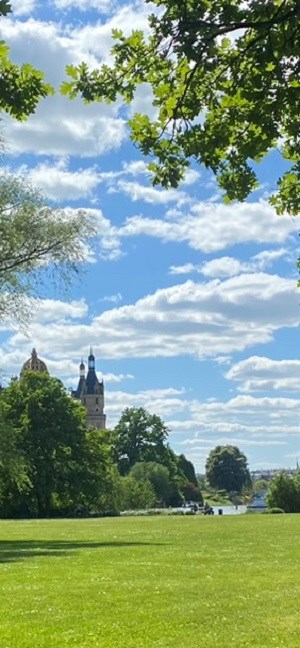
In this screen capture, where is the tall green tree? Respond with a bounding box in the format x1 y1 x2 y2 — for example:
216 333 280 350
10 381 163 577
0 372 113 517
0 405 30 511
130 461 173 506
63 0 300 215
118 474 156 511
0 1 52 119
0 174 96 325
113 407 169 475
177 454 198 486
267 471 300 513
205 445 250 493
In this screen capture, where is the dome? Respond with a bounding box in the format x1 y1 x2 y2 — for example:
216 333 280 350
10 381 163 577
21 348 48 375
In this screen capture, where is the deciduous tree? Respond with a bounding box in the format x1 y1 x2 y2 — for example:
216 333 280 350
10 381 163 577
0 174 95 325
267 471 300 513
130 461 173 506
113 407 169 475
118 474 156 510
63 0 300 216
205 445 250 493
0 372 114 516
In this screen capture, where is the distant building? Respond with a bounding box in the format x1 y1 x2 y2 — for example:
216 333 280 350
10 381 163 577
72 350 106 429
21 348 48 375
18 347 106 429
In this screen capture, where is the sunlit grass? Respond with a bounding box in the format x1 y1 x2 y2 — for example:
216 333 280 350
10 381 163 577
0 515 299 647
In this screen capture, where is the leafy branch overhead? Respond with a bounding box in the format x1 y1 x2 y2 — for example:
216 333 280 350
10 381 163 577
0 1 53 119
62 0 300 215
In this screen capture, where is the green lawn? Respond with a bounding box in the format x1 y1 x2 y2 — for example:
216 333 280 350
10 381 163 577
0 515 299 647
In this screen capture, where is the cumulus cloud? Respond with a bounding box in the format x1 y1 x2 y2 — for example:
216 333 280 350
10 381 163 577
0 18 126 157
10 0 36 15
32 299 88 322
54 0 111 12
169 263 200 276
113 180 189 205
98 293 123 304
226 356 300 392
4 272 299 363
121 202 296 252
169 249 289 278
18 159 101 201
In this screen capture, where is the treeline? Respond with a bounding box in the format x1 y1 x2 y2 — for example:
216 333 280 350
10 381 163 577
0 372 202 518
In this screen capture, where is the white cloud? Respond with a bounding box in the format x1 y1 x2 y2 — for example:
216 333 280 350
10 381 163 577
33 299 88 323
0 18 127 157
169 263 199 276
181 169 201 185
72 3 155 61
18 159 100 201
10 0 35 16
252 248 289 269
200 248 289 278
226 356 300 392
121 202 296 252
114 180 188 205
214 356 231 365
102 372 134 383
201 257 246 277
99 293 123 304
122 160 149 176
54 0 111 12
4 273 299 363
169 248 290 278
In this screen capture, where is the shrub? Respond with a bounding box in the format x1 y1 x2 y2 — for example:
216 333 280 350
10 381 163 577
263 507 285 514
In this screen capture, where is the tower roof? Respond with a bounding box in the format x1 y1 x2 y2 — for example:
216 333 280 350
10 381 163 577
21 348 48 375
73 350 103 397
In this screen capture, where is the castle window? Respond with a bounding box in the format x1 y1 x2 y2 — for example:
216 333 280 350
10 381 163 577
83 397 86 404
95 397 98 404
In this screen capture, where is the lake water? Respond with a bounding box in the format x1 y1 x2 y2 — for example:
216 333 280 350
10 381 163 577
212 505 247 515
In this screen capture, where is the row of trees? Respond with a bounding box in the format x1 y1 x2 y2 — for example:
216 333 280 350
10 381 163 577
3 368 299 516
0 371 203 517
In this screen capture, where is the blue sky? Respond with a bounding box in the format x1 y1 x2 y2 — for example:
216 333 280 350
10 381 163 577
0 0 299 472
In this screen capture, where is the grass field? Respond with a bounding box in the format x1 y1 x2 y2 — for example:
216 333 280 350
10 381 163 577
0 515 299 647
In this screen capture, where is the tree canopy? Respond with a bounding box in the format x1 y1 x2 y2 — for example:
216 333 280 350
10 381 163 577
113 407 169 475
0 1 52 119
0 372 115 517
63 0 300 216
0 174 96 325
267 471 300 513
205 444 250 493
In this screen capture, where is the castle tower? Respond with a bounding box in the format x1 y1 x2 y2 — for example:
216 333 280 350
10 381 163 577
72 350 106 429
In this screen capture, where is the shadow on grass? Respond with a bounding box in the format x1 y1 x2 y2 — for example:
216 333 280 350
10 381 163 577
0 540 165 564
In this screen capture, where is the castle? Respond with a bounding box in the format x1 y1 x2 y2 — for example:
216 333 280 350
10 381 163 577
71 350 106 429
20 348 106 429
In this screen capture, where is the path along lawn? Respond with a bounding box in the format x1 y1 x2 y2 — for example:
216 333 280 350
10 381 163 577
0 515 299 648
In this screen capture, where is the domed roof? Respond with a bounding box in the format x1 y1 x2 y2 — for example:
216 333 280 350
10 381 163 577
21 348 48 375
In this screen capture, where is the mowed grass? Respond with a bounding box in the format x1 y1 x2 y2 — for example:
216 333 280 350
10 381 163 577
0 515 299 647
